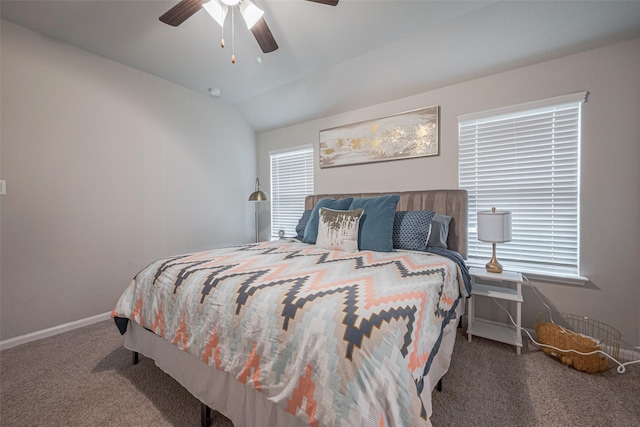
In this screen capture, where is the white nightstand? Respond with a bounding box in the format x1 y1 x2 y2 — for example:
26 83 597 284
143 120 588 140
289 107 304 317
467 267 523 354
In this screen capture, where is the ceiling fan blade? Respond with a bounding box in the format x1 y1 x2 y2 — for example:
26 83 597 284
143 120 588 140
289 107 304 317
251 17 279 53
306 0 339 5
159 0 207 27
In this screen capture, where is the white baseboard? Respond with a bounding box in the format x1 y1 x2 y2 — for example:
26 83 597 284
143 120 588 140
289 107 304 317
0 312 112 351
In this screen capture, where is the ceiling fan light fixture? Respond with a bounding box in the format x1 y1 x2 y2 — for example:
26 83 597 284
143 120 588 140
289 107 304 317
160 0 339 54
239 0 264 30
203 1 228 27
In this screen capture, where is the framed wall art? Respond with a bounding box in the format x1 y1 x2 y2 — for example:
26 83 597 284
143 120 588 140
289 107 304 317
319 105 439 168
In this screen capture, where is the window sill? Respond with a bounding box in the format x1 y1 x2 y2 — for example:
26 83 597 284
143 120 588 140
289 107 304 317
465 261 589 286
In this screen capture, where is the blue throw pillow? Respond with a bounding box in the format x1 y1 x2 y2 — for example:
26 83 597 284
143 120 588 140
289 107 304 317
349 195 400 252
393 210 436 251
295 210 312 240
303 198 354 244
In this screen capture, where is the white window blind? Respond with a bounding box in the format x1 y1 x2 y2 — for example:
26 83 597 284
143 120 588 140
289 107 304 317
270 146 314 239
458 92 587 277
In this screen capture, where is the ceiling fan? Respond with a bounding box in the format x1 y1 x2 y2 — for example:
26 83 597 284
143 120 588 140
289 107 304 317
160 0 339 61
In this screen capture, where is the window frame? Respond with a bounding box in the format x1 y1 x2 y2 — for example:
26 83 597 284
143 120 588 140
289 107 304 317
458 92 589 284
269 144 314 240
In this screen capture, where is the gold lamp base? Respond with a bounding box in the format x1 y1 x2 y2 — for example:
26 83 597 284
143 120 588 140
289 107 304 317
485 242 503 273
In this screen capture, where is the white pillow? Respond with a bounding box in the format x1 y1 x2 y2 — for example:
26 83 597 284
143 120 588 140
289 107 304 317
315 207 364 252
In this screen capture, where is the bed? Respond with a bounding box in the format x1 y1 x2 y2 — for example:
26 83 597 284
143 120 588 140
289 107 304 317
112 189 469 427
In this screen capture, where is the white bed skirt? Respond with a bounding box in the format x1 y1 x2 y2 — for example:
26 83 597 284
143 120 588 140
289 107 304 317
123 302 464 426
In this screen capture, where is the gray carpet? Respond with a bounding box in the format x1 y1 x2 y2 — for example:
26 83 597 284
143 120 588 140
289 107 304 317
1 320 638 426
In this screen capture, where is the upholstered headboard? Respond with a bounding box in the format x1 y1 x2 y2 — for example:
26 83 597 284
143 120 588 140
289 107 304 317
305 189 468 259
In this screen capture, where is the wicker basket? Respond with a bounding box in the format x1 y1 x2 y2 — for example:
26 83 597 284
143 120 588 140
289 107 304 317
535 313 621 373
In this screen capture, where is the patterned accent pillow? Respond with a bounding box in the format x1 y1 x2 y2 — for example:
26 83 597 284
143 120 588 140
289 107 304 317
427 213 452 249
316 207 364 252
295 210 312 241
393 210 436 251
303 198 354 244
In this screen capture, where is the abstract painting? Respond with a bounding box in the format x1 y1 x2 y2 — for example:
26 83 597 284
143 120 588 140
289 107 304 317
319 106 439 168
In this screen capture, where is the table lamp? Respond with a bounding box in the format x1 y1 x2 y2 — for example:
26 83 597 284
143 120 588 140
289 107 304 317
477 207 512 273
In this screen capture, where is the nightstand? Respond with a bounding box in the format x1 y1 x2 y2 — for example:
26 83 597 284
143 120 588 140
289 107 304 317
467 267 523 354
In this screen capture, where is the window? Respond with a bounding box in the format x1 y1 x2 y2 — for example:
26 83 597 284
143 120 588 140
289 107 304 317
458 92 587 280
270 146 314 239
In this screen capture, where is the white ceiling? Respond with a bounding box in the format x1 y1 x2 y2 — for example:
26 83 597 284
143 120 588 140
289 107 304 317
2 0 640 131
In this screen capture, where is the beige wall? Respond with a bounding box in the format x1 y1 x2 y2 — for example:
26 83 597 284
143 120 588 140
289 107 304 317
258 38 640 347
0 21 257 340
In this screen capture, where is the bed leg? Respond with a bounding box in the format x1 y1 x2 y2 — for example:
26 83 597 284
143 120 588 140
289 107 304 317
436 378 443 392
132 351 139 365
201 403 212 427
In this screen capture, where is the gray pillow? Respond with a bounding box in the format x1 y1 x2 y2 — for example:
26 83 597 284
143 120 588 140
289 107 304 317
427 213 452 249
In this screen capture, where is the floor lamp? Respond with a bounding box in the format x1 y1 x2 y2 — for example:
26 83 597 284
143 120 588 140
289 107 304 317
248 178 269 242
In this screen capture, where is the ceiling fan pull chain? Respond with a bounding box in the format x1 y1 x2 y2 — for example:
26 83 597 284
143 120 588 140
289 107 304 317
231 7 236 63
220 18 225 48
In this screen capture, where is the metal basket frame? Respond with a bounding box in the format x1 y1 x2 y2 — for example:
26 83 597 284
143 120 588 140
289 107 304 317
535 312 622 372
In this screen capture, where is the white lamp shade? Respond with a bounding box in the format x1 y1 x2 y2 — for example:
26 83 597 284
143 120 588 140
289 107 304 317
239 0 264 29
203 1 229 27
477 209 512 243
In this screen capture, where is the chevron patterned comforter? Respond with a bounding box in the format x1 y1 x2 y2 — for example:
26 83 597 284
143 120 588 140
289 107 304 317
112 239 468 427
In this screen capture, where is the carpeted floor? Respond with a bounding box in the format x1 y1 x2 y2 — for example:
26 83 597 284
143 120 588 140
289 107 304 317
1 320 638 426
430 330 640 426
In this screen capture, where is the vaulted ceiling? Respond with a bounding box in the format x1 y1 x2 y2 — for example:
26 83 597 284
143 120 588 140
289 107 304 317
2 0 640 131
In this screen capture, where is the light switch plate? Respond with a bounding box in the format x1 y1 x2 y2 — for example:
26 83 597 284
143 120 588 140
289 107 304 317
0 180 6 195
